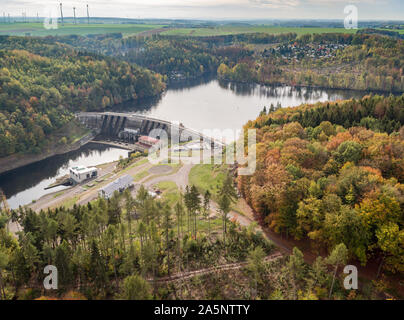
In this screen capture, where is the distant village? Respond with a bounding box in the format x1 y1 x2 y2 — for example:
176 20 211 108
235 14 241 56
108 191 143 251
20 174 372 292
263 43 348 61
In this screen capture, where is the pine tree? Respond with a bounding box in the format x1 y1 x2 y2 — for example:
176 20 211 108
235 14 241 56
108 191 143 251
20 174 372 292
217 173 238 242
203 190 211 236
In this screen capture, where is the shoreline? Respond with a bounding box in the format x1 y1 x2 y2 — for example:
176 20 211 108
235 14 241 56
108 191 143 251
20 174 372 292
0 132 95 176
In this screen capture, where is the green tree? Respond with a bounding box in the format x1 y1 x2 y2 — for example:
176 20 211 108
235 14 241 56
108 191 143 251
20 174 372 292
124 189 135 242
245 246 266 299
162 203 173 276
120 274 152 300
217 173 237 243
375 222 404 274
0 247 9 299
286 247 306 299
202 190 211 236
327 243 348 299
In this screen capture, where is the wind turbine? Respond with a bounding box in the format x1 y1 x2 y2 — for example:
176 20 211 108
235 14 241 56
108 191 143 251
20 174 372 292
60 3 64 26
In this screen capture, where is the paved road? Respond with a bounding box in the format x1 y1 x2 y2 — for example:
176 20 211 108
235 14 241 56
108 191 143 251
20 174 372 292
143 163 193 190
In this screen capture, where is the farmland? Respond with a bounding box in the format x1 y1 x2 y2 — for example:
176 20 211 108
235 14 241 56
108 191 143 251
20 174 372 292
0 22 164 37
161 26 360 37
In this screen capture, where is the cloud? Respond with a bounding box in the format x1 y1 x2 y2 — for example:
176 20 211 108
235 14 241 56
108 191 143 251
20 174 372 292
305 0 384 3
249 0 300 8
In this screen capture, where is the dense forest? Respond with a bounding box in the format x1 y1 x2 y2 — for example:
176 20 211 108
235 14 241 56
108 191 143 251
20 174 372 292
52 34 255 81
0 175 391 300
238 95 404 273
0 36 165 157
0 178 274 299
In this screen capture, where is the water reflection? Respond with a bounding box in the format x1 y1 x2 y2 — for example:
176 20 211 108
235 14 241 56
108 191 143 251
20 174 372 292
218 79 370 102
113 78 374 133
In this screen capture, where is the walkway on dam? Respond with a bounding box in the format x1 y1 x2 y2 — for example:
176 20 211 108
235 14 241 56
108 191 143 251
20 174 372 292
76 111 225 148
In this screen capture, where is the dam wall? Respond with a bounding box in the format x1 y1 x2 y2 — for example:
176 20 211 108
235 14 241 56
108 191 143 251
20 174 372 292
76 112 221 146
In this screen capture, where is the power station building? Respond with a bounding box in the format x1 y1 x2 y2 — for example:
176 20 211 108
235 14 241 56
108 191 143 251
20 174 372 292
98 174 134 199
69 166 98 184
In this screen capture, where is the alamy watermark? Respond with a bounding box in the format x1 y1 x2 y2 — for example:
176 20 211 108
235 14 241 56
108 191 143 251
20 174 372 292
43 6 59 30
343 265 358 290
43 265 58 290
344 5 358 29
147 125 256 176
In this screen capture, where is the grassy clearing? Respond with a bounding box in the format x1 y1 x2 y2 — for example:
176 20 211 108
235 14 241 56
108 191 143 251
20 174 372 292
162 26 359 37
132 169 150 182
0 23 163 37
189 164 248 217
156 181 178 192
53 191 65 199
188 164 227 198
156 181 181 206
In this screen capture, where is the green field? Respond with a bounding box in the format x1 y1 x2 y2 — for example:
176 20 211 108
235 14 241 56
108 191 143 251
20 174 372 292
378 28 404 34
188 164 227 198
1 23 400 38
0 22 164 37
162 26 360 37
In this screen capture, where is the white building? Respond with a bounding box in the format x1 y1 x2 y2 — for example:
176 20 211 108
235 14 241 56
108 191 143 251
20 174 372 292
98 174 134 199
69 166 98 184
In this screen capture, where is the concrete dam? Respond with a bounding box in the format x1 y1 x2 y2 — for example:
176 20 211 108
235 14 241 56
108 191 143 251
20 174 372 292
76 112 222 150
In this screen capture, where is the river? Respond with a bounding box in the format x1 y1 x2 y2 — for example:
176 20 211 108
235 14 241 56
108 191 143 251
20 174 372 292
0 78 372 209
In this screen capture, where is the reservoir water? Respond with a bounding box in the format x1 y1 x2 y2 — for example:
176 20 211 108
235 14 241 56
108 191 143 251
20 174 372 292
120 77 371 133
0 78 372 209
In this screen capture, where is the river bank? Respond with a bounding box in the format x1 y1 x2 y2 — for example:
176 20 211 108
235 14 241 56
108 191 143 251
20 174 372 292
0 129 94 176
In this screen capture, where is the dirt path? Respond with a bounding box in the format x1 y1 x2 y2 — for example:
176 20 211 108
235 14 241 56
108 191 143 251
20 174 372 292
149 252 283 283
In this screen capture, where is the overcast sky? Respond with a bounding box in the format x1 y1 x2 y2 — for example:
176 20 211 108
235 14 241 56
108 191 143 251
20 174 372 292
1 0 403 20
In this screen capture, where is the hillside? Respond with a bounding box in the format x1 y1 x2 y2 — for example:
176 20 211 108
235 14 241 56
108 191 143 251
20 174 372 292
0 36 165 158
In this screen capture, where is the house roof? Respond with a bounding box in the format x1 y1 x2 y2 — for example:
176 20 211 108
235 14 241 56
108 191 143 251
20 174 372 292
139 135 159 144
70 166 97 175
100 174 133 196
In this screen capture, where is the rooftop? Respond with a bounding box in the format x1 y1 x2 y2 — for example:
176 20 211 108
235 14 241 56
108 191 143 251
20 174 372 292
139 136 159 144
70 166 97 174
100 174 133 195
